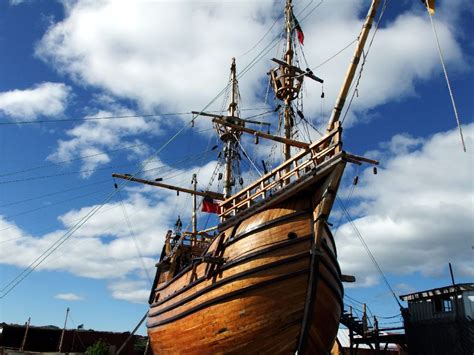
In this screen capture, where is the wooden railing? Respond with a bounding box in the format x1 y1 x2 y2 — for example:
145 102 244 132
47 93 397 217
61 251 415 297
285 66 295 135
219 122 342 218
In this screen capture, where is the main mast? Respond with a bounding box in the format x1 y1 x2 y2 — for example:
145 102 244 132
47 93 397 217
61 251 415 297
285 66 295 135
283 0 294 162
270 0 305 162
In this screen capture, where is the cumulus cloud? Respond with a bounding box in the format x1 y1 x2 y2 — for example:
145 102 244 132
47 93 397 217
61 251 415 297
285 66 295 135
337 124 474 287
0 159 220 301
0 82 70 121
54 293 84 301
47 106 160 177
34 1 467 129
108 280 149 303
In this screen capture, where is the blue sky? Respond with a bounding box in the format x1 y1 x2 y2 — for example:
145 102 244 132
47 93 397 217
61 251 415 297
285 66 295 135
0 0 472 336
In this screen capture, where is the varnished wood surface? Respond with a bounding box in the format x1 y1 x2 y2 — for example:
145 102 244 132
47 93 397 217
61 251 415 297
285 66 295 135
147 162 345 354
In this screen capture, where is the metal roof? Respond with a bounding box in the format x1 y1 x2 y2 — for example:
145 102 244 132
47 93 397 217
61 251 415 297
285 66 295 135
399 283 474 302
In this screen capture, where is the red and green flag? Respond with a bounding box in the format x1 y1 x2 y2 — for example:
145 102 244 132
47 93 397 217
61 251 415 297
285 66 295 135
293 13 304 45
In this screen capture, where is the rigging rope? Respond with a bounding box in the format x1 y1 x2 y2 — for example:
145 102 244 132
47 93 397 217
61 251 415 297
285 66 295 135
425 1 466 152
337 199 402 308
233 133 263 177
116 185 153 283
341 0 389 125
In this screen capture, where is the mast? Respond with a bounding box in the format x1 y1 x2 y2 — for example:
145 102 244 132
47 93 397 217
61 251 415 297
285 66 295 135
283 0 295 162
269 0 305 163
223 58 239 198
326 0 381 132
215 57 242 199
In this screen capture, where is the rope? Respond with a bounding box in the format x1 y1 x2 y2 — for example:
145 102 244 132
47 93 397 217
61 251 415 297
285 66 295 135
337 199 402 308
116 184 153 283
425 1 466 152
341 0 389 125
233 133 263 176
312 38 358 71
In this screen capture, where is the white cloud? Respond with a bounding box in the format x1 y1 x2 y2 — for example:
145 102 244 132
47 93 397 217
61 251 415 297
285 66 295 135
36 1 276 113
0 158 220 299
55 293 84 301
0 82 71 121
337 124 474 287
47 107 161 177
9 0 26 5
34 1 467 129
108 280 149 303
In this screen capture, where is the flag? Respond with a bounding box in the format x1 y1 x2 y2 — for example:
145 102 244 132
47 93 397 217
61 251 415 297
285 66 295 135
202 197 221 214
422 0 435 15
293 13 304 45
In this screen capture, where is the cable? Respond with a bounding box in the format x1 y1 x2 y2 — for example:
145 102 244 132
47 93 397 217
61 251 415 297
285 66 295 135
425 1 466 152
0 179 109 208
0 107 268 126
341 0 389 125
0 187 108 220
0 142 148 178
116 185 152 283
338 199 402 308
311 38 358 71
233 133 262 177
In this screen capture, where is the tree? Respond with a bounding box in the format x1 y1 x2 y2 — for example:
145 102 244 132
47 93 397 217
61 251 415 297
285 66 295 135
85 339 108 355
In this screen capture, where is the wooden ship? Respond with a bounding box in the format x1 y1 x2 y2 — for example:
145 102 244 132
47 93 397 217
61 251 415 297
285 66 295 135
113 0 382 353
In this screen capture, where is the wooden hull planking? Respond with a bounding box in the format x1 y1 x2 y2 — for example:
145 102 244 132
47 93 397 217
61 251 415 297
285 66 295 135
147 161 346 354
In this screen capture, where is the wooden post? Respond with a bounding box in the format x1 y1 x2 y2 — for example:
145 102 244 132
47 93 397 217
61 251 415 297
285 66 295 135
374 315 380 354
362 303 368 336
449 262 456 285
20 317 30 351
58 307 69 352
191 174 197 234
349 305 354 355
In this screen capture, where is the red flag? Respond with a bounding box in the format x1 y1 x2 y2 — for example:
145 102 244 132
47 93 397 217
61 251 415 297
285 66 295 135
202 197 221 214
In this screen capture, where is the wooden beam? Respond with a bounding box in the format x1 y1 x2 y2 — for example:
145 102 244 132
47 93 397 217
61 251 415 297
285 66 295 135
192 111 271 126
112 173 224 200
271 58 324 83
343 152 379 165
212 117 309 149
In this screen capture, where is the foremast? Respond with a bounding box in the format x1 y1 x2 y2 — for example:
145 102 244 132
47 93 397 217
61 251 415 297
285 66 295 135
216 58 243 199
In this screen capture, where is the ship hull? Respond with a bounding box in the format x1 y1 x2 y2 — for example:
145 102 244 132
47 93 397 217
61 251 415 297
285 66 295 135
147 161 345 354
